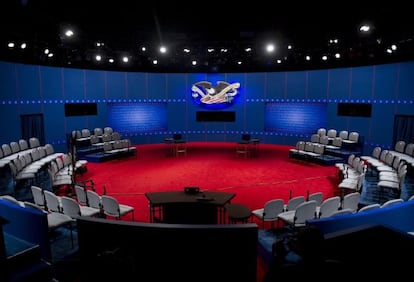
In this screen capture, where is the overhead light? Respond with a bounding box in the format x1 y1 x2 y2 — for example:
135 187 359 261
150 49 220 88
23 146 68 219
359 25 370 32
64 29 74 37
159 46 167 53
266 44 275 53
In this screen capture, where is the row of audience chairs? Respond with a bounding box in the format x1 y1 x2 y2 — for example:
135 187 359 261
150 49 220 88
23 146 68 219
251 191 361 229
31 185 134 221
252 191 414 230
316 128 360 144
72 126 114 142
0 137 42 168
361 146 409 198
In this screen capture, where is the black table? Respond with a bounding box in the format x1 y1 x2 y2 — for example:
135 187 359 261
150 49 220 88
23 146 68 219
145 190 235 224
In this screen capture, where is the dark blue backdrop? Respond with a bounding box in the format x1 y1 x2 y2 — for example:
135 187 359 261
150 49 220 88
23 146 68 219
0 61 413 153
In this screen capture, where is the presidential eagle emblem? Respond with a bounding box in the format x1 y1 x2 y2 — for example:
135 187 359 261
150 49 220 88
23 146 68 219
191 81 240 105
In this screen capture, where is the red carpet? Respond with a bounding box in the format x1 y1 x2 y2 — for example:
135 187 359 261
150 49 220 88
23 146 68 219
77 142 339 222
76 142 340 281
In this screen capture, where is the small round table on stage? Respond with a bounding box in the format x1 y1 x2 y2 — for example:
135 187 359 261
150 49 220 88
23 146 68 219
225 203 252 223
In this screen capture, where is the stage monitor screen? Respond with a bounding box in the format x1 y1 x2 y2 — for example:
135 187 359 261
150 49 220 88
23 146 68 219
337 103 372 117
196 111 235 122
64 103 97 116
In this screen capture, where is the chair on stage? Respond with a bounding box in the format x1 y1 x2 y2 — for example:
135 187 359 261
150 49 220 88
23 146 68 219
307 191 323 206
44 190 63 213
60 196 101 218
236 141 250 158
31 185 47 210
316 196 341 218
278 200 317 228
74 185 89 206
251 199 284 229
101 195 134 221
86 190 103 216
283 195 305 212
341 192 360 212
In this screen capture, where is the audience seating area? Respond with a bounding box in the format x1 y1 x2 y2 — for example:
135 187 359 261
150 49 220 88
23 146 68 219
289 127 363 166
257 190 414 265
73 127 137 162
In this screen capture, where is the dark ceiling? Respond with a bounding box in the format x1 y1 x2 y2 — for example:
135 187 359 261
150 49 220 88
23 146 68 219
1 0 414 73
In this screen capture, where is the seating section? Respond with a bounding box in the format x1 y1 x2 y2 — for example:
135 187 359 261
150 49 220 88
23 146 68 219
0 138 83 198
73 127 137 162
289 127 363 165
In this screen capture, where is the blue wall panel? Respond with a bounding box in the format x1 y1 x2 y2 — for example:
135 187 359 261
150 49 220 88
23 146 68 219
62 68 85 100
106 71 127 99
328 68 351 99
245 73 265 99
41 66 64 100
350 66 374 100
266 72 286 98
286 71 307 98
0 105 20 142
16 64 40 100
374 63 399 100
398 62 414 100
148 73 167 99
0 62 17 99
126 72 147 99
85 70 106 100
167 73 187 100
308 69 328 99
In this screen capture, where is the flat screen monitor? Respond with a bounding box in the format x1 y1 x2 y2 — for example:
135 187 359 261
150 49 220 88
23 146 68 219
64 103 98 116
337 103 372 117
196 111 235 122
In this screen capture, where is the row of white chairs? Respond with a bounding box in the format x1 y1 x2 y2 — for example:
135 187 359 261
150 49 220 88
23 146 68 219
72 127 114 142
289 141 325 159
0 137 42 168
387 140 414 167
252 192 361 229
361 147 408 193
316 128 360 144
31 185 134 221
8 144 64 184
